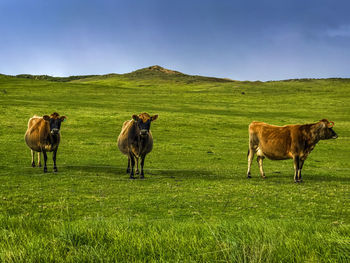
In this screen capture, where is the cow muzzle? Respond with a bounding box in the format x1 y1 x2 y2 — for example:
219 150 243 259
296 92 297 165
332 134 338 139
51 128 59 134
140 129 148 136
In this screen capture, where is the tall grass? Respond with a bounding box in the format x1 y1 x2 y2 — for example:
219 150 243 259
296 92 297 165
1 215 348 262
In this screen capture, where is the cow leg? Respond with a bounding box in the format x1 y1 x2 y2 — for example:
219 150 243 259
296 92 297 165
38 152 41 167
31 150 36 167
257 156 266 178
247 148 255 178
135 157 140 175
53 149 58 172
298 159 305 182
140 155 146 179
126 157 130 174
293 156 300 183
129 153 136 179
43 151 48 173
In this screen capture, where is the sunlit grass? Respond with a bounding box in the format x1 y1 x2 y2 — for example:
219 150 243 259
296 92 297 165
0 73 349 262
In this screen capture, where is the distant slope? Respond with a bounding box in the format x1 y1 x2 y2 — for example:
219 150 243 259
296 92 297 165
14 74 99 82
3 66 349 83
9 65 234 83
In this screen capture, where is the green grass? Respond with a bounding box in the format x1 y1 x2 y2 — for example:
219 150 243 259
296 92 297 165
0 69 349 262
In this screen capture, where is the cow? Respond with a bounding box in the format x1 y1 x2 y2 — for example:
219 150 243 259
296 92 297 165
117 113 158 179
247 119 338 182
24 112 66 173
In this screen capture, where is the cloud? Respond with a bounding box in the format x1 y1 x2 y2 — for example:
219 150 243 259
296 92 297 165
326 24 350 37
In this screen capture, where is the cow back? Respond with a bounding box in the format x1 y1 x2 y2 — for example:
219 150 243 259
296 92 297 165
117 120 134 155
25 117 51 152
249 122 294 159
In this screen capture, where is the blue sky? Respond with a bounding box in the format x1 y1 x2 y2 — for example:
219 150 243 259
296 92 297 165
1 0 349 80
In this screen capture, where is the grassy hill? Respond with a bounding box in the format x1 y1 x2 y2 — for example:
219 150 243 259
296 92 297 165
0 67 349 262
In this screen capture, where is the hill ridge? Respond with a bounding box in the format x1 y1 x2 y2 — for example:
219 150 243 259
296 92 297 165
1 66 349 83
3 65 234 83
130 65 184 75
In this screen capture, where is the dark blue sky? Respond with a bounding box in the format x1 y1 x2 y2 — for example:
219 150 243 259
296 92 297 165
1 0 349 80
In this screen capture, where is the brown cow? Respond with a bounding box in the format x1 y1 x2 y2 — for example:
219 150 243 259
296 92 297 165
117 113 158 179
24 112 66 173
247 119 338 182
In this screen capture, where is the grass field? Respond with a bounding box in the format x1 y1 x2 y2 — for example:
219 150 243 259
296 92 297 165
0 67 349 262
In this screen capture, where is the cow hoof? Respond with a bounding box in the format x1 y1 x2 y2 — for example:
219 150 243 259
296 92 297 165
129 176 136 179
53 168 58 173
136 170 140 175
44 168 48 173
32 163 36 168
38 163 42 167
140 175 145 179
247 175 252 179
126 169 130 174
262 176 266 179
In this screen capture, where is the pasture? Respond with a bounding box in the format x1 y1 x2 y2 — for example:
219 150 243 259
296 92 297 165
0 69 349 262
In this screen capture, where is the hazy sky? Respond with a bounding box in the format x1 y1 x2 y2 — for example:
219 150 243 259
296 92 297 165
1 0 349 80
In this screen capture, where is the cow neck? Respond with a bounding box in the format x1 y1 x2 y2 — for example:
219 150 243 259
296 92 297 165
304 123 321 146
47 132 60 147
137 133 148 153
133 121 146 155
52 133 59 145
133 121 140 142
138 133 148 143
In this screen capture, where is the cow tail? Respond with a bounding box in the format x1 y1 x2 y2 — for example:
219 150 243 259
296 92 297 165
247 148 250 157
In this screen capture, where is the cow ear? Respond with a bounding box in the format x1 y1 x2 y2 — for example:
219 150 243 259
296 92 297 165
43 115 50 121
327 121 334 128
60 116 67 122
132 115 139 121
151 114 158 122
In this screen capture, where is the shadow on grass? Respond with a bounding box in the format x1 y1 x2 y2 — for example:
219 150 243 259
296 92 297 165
63 165 125 175
148 168 222 180
13 165 350 183
61 165 226 181
255 171 350 183
302 173 350 182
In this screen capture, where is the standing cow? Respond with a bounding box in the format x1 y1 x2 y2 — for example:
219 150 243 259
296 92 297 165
247 119 338 182
118 113 158 179
25 112 66 173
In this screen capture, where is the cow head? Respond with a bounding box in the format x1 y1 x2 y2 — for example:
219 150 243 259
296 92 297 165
132 113 158 137
316 119 338 140
43 112 66 135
